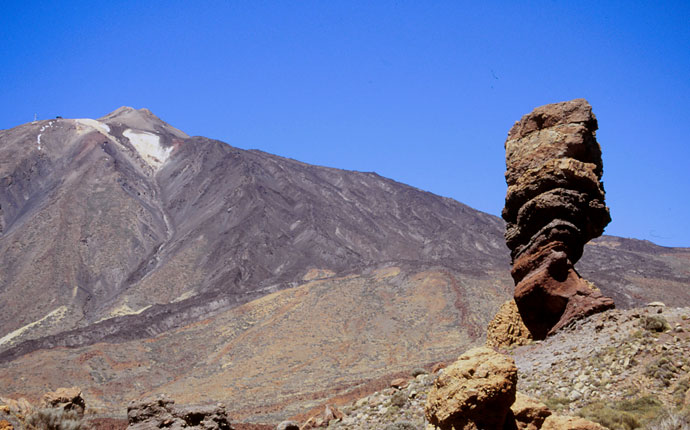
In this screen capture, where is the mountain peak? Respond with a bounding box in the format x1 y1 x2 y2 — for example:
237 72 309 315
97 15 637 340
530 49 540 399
98 106 188 138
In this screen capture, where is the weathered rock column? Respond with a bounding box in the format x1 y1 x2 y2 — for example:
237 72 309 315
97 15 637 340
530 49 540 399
503 99 614 339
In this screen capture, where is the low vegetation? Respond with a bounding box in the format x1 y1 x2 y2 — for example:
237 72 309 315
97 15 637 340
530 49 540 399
25 408 84 430
578 396 662 430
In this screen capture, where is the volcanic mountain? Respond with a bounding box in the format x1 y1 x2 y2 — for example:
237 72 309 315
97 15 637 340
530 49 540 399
0 108 688 421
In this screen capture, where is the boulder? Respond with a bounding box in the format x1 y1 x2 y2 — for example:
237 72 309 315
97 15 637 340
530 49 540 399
425 346 517 430
276 421 300 430
40 387 86 417
502 99 614 339
127 396 232 430
322 405 343 423
0 420 12 430
301 405 343 428
540 415 606 430
0 397 32 417
486 300 533 348
510 392 550 430
391 378 409 389
431 363 447 374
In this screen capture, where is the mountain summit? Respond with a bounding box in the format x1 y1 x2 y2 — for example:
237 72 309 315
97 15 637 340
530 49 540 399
0 109 688 421
98 106 189 139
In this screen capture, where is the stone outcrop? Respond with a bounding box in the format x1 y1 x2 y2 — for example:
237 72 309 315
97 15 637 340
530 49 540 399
302 405 344 428
540 416 606 430
40 386 86 416
486 300 533 348
503 99 614 339
425 346 518 429
275 421 300 430
0 398 32 418
510 392 551 430
425 347 606 430
0 388 86 430
127 396 232 430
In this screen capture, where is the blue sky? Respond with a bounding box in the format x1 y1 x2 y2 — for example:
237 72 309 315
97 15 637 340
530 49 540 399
2 1 689 247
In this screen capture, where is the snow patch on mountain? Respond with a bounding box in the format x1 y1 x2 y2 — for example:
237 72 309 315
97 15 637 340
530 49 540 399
123 129 172 170
76 118 111 134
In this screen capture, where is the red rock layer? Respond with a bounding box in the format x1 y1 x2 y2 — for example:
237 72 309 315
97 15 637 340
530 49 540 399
503 99 614 339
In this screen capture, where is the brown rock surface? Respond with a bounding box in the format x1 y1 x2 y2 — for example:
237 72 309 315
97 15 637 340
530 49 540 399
275 421 300 430
510 392 550 430
540 415 606 430
503 99 614 338
486 300 532 348
0 420 12 430
390 378 409 389
302 404 344 428
126 396 232 430
0 398 31 417
40 386 85 416
425 346 517 430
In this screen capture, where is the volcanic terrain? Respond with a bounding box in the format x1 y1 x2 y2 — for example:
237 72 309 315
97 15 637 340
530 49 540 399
0 108 688 422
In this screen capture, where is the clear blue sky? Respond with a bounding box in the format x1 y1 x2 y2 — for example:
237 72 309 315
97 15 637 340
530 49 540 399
2 1 689 247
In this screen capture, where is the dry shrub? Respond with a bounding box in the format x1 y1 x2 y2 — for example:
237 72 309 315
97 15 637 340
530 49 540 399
25 408 83 430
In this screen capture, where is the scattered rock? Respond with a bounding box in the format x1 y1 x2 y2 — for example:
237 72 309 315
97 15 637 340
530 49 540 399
276 421 299 430
302 405 343 428
40 386 86 417
425 346 517 430
510 392 550 430
430 363 446 374
383 422 418 430
647 301 666 308
502 98 614 339
391 378 409 389
327 307 690 430
411 368 428 377
540 415 606 430
127 396 232 430
323 405 343 423
487 300 533 348
0 398 32 417
640 315 670 332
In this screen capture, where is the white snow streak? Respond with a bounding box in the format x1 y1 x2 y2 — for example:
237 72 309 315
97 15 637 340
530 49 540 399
123 129 172 170
75 118 110 134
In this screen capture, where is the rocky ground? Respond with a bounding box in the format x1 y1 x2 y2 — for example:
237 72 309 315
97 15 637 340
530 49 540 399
513 304 690 429
3 304 690 429
326 371 434 430
305 304 690 430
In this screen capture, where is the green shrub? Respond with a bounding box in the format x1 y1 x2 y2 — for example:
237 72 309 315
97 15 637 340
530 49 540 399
390 391 407 408
544 396 570 412
674 378 690 406
578 396 663 430
641 315 671 332
411 368 427 377
646 357 680 387
646 411 690 430
384 421 418 430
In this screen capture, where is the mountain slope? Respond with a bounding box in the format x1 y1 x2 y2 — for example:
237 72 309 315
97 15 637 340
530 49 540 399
0 107 509 352
0 108 689 422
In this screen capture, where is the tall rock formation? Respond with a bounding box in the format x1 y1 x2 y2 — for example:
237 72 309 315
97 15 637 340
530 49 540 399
502 99 614 339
